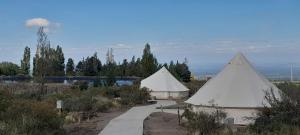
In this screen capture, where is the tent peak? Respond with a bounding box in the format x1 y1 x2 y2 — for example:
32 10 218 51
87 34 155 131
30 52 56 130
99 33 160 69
229 52 249 65
158 66 169 73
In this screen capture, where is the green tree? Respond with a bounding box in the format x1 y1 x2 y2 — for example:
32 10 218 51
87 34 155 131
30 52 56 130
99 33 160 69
167 60 191 82
0 62 20 76
84 53 102 76
135 58 143 77
105 63 116 86
75 53 102 76
66 58 75 76
75 59 84 76
127 56 136 76
121 59 128 76
175 62 191 82
168 61 177 76
141 43 158 77
54 45 65 76
91 52 102 75
20 46 30 75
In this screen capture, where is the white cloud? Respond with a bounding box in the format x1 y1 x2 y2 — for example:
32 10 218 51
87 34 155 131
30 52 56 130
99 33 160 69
25 18 61 33
25 18 49 27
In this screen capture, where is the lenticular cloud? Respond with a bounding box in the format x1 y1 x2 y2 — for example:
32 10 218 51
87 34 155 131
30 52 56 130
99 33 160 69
25 18 50 28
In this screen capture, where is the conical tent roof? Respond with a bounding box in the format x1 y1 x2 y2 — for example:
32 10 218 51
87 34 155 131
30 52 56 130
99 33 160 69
140 67 189 92
186 52 281 108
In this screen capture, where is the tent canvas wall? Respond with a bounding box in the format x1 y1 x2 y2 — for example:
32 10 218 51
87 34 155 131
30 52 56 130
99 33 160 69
185 52 281 125
140 67 189 99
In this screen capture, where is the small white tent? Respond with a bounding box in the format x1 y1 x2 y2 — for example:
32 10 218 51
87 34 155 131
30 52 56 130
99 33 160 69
140 67 189 99
185 52 281 125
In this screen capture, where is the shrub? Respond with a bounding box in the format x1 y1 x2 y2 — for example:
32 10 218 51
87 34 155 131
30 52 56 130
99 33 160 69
51 88 114 113
93 78 103 87
63 95 95 112
0 99 65 135
250 89 300 134
119 85 150 106
98 87 120 98
73 81 89 91
276 82 300 101
0 90 11 112
181 109 226 135
92 96 113 112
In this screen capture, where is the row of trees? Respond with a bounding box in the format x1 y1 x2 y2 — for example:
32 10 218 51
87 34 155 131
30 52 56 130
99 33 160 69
72 43 158 78
70 43 191 82
1 27 191 82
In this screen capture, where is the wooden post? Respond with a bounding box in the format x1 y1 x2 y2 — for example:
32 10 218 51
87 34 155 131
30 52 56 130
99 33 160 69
216 108 219 123
58 108 62 115
177 107 181 125
160 105 163 112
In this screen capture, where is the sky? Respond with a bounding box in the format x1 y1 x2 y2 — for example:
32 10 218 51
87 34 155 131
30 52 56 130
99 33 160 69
0 0 299 75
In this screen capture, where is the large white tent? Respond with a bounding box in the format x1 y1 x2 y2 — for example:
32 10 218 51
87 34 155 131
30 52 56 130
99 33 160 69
140 67 189 99
185 52 282 125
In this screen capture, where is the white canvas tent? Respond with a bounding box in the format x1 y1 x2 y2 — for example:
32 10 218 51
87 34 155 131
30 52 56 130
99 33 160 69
185 52 282 125
140 67 189 99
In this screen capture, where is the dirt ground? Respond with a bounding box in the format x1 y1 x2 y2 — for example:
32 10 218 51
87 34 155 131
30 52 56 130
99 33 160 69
64 108 127 135
144 112 187 135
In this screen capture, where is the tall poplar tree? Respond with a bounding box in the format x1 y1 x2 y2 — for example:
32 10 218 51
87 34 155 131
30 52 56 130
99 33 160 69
33 27 50 80
141 43 158 77
54 45 65 76
21 46 30 75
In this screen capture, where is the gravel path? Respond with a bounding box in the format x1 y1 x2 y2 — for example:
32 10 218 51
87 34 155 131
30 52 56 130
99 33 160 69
98 100 176 135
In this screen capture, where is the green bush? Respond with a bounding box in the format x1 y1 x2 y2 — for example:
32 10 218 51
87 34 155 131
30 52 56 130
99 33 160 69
0 86 118 134
73 81 89 91
276 82 300 101
250 90 300 134
181 109 226 135
0 91 11 112
49 88 114 113
97 87 120 98
63 95 95 112
119 85 150 105
0 99 65 135
92 96 113 112
93 78 103 87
